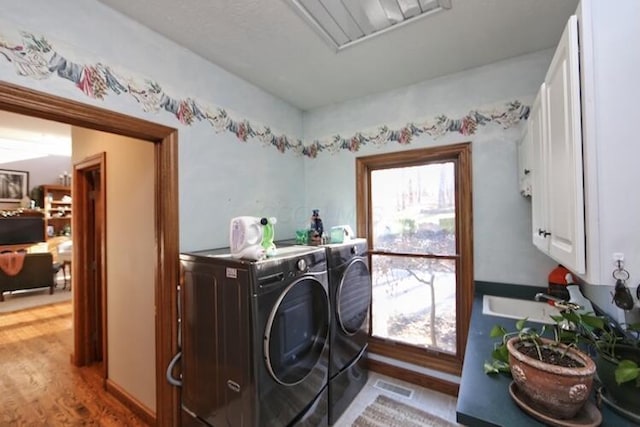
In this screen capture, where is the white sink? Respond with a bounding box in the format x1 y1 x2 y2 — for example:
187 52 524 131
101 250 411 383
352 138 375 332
482 295 562 325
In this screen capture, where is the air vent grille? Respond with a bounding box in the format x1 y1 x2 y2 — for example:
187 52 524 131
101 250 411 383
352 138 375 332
373 379 414 399
287 0 452 51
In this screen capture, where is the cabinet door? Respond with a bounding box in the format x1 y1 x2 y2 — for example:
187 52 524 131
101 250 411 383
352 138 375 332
517 122 532 196
530 84 548 252
544 15 586 274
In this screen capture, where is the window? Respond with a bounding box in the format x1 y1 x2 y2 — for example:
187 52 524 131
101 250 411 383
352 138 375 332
356 143 473 377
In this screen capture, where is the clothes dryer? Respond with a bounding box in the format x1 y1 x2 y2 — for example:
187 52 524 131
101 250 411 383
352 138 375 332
324 238 371 425
178 246 330 427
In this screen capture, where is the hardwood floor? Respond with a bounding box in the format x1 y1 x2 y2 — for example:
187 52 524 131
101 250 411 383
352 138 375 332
0 301 149 426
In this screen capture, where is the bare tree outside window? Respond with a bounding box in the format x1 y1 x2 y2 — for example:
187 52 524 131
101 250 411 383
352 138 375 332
357 143 472 377
370 162 457 354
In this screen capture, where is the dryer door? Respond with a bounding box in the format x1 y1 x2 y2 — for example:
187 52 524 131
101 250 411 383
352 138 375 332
264 276 330 386
337 258 372 336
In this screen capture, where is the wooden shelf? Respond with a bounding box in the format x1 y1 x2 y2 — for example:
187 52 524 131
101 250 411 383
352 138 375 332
39 185 72 239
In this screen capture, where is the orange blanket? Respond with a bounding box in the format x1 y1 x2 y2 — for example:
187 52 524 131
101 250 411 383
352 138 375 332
0 251 26 276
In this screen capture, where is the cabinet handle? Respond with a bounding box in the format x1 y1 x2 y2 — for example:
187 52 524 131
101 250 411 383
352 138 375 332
524 169 531 175
538 229 551 238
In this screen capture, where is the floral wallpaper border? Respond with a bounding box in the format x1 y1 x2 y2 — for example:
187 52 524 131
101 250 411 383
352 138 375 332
0 30 529 158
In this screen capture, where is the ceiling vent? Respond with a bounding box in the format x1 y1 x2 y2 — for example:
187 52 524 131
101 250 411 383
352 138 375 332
287 0 452 51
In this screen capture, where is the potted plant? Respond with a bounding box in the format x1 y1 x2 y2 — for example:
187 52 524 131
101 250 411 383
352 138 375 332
553 309 640 419
485 319 596 420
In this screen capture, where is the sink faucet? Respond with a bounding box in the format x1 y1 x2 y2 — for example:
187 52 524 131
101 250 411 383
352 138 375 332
534 293 582 311
535 293 562 303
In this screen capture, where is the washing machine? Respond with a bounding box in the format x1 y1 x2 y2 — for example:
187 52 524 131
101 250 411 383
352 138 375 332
178 245 330 427
324 238 372 425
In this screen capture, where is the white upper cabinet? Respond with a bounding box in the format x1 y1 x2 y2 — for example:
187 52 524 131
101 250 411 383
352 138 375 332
529 15 586 274
576 0 640 290
517 120 532 197
529 85 548 253
543 15 585 274
529 1 640 322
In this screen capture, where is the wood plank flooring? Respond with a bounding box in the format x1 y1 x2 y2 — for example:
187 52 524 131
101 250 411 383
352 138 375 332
0 301 149 426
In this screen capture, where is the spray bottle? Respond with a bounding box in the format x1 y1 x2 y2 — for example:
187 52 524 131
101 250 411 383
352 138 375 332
261 217 277 257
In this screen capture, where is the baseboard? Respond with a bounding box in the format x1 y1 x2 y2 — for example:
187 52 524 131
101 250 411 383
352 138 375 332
367 358 459 397
105 378 156 426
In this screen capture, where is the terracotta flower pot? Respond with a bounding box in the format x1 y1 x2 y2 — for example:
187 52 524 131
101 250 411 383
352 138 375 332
507 336 596 419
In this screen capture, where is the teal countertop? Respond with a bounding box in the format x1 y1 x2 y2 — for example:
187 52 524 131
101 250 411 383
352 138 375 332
455 281 634 427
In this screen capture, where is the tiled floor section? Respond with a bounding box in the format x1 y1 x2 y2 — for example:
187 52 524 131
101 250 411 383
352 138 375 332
334 371 462 426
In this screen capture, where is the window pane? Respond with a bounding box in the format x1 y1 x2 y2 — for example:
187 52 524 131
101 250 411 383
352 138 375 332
371 255 456 354
371 163 456 255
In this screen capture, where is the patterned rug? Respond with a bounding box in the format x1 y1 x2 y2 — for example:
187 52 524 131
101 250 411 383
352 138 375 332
353 395 457 427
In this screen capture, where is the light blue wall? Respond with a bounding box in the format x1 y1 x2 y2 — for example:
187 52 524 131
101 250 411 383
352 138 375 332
0 0 307 412
0 0 564 286
301 50 559 286
0 0 304 251
0 0 593 406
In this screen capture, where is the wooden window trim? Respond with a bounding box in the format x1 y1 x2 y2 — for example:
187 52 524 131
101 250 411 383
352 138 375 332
356 142 474 377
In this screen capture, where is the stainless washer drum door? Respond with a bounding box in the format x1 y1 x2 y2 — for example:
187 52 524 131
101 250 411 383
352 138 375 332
264 277 330 386
337 259 372 336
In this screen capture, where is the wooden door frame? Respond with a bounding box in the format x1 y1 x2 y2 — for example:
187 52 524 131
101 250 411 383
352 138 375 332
73 153 107 378
0 81 180 426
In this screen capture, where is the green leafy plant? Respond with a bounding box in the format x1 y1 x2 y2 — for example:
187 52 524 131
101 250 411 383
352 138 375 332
616 359 640 386
484 305 640 388
552 309 640 387
483 318 575 375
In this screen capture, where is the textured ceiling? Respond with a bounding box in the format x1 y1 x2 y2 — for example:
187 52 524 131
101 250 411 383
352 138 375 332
98 0 578 111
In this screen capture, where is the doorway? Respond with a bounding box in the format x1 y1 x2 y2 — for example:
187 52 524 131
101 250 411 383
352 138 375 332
74 153 107 375
0 81 181 426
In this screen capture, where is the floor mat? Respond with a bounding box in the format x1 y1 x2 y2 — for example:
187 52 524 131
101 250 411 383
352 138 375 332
352 394 457 427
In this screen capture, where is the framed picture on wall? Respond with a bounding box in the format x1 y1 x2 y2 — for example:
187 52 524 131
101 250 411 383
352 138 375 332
0 169 29 203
